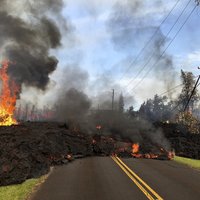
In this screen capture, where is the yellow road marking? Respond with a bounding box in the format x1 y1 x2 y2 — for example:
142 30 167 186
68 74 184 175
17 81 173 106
115 156 163 200
111 156 155 200
111 156 163 200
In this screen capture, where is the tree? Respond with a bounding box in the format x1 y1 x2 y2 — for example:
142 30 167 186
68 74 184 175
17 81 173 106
139 99 154 121
118 93 124 113
178 70 199 111
176 112 200 134
138 95 174 122
127 106 137 118
152 94 163 120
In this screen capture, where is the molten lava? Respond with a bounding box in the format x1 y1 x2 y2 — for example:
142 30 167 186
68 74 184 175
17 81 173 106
0 60 18 126
131 143 143 158
132 143 139 153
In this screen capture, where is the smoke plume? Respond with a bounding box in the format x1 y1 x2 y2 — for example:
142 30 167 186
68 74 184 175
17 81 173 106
55 88 91 122
53 64 91 122
0 0 67 91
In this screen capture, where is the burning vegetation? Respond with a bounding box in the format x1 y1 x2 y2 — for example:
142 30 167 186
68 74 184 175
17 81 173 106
0 60 18 126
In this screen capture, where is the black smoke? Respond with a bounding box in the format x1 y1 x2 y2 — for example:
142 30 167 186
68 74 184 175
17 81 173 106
0 0 66 91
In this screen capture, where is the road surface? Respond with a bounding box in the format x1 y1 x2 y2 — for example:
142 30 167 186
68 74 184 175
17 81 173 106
31 157 200 200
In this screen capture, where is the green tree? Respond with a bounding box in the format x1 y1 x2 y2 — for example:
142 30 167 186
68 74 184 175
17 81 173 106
178 70 199 111
139 99 154 121
139 95 174 122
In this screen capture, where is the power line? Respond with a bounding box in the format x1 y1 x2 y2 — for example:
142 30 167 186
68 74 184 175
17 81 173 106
159 75 199 96
128 3 197 93
132 75 199 111
118 0 181 82
124 0 193 91
159 84 183 96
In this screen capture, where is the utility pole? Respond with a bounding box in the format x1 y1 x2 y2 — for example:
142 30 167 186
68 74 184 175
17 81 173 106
112 89 115 111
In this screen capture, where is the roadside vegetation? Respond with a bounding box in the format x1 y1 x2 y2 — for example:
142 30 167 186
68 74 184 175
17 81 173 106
174 156 200 169
0 176 45 200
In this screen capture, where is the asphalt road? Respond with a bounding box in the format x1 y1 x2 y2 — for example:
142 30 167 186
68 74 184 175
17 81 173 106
31 157 200 200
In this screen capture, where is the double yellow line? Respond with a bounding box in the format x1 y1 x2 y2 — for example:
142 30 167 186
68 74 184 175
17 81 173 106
111 156 163 200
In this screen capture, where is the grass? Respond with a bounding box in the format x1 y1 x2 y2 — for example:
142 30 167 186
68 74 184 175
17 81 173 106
174 156 200 169
0 176 46 200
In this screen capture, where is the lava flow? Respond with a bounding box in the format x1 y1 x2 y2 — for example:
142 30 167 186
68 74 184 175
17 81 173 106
131 143 143 158
132 143 139 153
0 60 18 126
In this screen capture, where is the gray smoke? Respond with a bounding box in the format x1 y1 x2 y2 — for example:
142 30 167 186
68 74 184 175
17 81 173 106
107 0 176 94
152 29 176 95
98 0 174 148
90 72 135 110
0 0 67 91
127 119 171 151
55 88 91 122
53 64 91 122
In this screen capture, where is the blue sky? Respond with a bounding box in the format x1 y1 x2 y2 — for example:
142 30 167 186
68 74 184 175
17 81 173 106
43 0 200 108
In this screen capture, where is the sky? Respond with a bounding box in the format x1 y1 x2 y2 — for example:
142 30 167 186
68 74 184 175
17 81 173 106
19 0 200 109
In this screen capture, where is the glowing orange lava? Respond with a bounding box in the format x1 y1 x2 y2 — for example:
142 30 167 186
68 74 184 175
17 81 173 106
132 143 139 154
0 60 18 126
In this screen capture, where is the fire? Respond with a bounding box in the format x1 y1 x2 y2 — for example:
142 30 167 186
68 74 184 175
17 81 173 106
131 143 143 158
0 60 18 126
132 143 139 153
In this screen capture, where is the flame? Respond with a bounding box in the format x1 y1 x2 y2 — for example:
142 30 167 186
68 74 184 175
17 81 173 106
132 143 139 154
0 60 18 126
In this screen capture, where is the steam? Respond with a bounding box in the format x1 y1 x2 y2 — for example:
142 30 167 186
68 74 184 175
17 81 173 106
0 0 67 91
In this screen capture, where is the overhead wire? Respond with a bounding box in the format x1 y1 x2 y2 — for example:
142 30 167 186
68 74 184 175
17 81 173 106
123 0 193 90
127 2 197 94
133 75 200 111
118 0 181 82
133 83 184 110
121 0 193 95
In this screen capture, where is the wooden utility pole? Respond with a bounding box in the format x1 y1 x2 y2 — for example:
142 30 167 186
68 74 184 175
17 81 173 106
112 89 115 110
